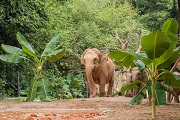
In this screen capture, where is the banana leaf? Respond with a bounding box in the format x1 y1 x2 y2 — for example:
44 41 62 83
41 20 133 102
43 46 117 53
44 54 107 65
41 33 66 62
128 87 146 105
133 60 146 70
109 51 151 68
120 80 143 94
127 80 166 105
26 77 38 102
1 44 28 57
157 47 180 69
141 31 171 61
158 70 180 88
16 32 36 57
0 54 27 63
109 51 139 67
45 48 66 62
37 78 52 102
146 80 166 105
41 33 60 57
162 18 178 33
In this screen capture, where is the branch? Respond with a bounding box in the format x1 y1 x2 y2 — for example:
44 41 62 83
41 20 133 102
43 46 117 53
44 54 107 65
114 32 128 51
170 57 180 73
136 30 142 54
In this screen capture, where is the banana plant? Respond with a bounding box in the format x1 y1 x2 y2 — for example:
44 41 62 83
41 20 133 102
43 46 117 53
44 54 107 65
0 32 66 102
109 18 180 120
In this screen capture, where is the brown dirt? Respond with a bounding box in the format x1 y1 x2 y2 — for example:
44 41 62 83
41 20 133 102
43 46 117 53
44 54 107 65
0 96 180 120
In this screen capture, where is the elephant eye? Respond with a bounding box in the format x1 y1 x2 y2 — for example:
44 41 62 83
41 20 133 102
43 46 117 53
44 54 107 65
93 58 99 64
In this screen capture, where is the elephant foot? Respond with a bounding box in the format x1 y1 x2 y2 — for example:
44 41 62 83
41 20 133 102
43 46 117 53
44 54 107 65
89 95 96 98
174 97 179 103
89 92 96 98
107 94 112 97
100 93 106 97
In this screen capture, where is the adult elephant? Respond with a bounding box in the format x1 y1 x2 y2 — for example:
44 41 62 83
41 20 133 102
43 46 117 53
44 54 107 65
81 48 115 98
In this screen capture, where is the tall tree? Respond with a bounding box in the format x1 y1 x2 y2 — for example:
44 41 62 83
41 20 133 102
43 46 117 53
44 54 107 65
130 0 175 31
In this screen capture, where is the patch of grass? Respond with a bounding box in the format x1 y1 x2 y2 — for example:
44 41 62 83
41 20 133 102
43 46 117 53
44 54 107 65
0 97 26 103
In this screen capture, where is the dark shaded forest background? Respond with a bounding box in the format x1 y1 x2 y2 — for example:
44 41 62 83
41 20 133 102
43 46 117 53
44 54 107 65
0 0 178 99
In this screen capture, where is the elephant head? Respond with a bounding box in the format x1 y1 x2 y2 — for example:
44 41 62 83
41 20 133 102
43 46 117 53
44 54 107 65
81 48 115 97
124 67 148 97
131 67 144 81
81 48 107 70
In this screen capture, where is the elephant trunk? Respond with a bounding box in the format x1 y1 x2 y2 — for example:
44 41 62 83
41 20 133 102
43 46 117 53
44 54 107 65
85 65 96 97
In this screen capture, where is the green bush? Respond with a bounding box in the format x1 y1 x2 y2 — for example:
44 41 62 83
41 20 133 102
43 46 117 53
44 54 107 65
0 78 7 97
51 73 86 99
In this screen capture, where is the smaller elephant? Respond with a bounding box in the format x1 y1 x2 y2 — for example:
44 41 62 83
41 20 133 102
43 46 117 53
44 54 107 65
123 67 133 97
124 67 148 97
131 67 148 97
81 48 115 98
167 71 180 103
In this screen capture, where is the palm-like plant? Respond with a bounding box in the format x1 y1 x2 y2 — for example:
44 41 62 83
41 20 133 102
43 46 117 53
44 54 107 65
0 32 66 101
109 18 180 120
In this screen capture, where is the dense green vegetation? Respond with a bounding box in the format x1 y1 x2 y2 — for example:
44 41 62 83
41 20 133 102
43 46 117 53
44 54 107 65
0 0 178 99
110 18 180 119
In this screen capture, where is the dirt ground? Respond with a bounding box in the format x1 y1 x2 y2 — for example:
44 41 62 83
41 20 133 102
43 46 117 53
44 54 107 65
0 96 180 120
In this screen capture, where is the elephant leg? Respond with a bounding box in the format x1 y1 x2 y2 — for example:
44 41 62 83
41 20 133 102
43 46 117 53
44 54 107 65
99 83 106 97
89 83 96 98
167 92 171 103
99 76 106 97
107 79 114 97
174 96 179 103
87 79 96 98
125 90 133 97
133 88 139 97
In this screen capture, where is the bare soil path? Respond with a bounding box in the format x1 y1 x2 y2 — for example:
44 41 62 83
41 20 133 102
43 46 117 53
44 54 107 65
0 96 180 120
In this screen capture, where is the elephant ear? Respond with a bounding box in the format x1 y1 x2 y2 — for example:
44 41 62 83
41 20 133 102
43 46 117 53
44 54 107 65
99 52 108 64
81 49 90 65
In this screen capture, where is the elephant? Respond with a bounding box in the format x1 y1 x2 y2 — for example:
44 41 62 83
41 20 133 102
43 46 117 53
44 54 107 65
167 71 180 103
131 67 148 97
81 48 115 98
123 67 133 97
124 67 148 97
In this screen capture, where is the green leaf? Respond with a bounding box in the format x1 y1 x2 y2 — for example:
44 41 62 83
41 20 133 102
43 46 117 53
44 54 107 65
66 92 73 99
16 32 36 57
26 78 37 102
134 60 145 70
155 81 166 105
0 54 27 63
146 80 166 105
41 33 66 62
45 48 66 62
120 80 143 94
155 32 178 67
41 33 61 57
109 50 139 67
157 48 180 69
37 78 52 102
162 18 178 33
1 44 28 57
128 87 146 105
158 71 180 88
141 31 171 60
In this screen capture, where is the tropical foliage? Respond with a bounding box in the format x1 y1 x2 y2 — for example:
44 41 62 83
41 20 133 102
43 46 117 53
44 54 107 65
109 18 180 120
0 32 67 101
0 0 178 100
